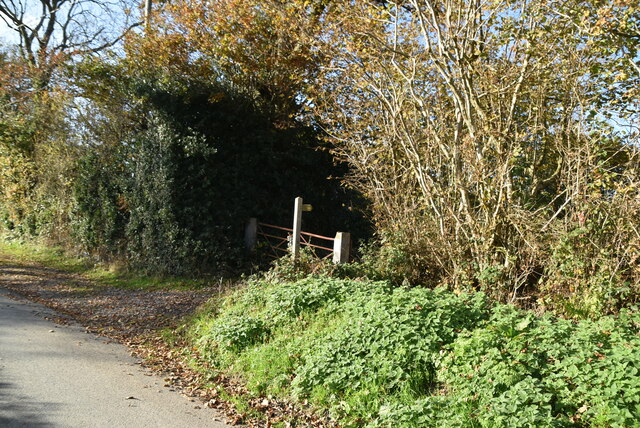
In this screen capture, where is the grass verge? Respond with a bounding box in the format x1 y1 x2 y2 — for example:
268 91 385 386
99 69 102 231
0 239 213 291
184 275 640 427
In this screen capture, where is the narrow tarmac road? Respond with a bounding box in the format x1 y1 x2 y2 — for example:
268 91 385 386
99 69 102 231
0 289 230 428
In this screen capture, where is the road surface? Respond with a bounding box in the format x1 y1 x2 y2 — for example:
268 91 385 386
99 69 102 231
0 288 230 428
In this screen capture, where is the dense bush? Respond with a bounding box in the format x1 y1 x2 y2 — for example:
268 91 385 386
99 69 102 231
0 146 36 236
72 148 129 259
125 112 224 274
2 31 370 276
189 275 640 427
1 0 638 321
303 0 640 316
66 57 370 275
0 54 76 243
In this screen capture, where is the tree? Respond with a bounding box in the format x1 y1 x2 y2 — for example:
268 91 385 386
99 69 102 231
66 1 370 273
0 1 143 242
308 0 640 313
0 47 73 237
125 0 328 124
561 0 639 125
0 0 139 89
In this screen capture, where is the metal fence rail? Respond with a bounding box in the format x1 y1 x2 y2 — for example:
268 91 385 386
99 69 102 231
246 197 351 264
299 231 335 259
257 222 291 259
257 222 337 260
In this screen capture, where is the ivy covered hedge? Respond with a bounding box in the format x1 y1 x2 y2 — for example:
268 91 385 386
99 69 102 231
69 72 369 275
188 276 640 427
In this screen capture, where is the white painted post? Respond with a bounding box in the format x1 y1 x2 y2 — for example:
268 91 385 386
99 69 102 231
292 197 303 261
244 218 257 251
333 232 351 264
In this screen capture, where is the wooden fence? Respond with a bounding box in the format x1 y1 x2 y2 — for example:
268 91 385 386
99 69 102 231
244 197 351 264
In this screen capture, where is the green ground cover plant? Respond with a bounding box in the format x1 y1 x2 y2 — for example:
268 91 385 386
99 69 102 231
188 275 640 427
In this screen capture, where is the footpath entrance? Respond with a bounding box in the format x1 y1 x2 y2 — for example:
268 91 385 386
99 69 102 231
244 197 351 264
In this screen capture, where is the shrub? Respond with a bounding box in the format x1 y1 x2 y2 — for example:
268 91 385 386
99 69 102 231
292 288 489 405
264 276 355 322
191 276 490 424
72 149 129 259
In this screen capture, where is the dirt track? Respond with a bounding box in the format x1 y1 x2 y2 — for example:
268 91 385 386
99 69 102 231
0 258 217 340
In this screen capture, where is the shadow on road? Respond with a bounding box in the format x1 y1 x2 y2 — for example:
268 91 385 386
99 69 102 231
0 381 59 427
0 264 96 297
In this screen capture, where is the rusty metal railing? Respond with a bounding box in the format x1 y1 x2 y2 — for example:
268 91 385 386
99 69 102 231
257 222 291 259
257 222 335 260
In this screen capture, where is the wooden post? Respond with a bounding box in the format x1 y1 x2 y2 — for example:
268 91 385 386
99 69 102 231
245 218 257 251
292 197 303 261
333 232 351 264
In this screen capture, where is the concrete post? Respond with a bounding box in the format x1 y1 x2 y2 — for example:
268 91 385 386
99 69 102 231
333 232 351 264
244 218 257 251
292 197 303 261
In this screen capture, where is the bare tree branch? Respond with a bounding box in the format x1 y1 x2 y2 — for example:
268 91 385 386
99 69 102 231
0 0 141 88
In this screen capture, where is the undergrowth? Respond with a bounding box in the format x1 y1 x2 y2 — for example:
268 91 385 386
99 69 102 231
187 275 640 427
